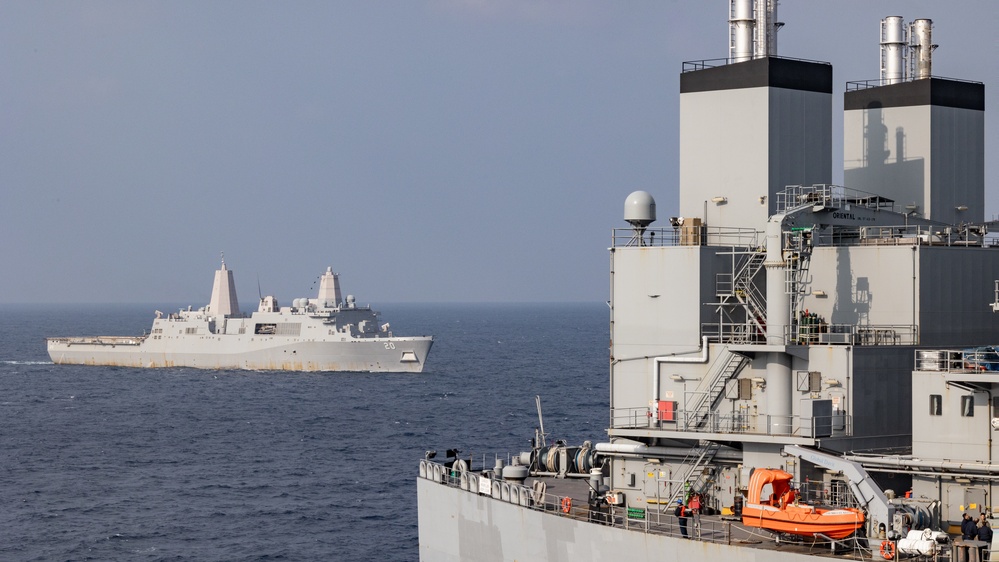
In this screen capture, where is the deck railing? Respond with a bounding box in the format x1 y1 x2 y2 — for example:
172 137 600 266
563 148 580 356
611 227 760 248
610 406 852 438
915 348 999 373
787 323 918 346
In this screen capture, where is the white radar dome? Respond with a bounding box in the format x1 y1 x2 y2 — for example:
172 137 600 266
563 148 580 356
624 191 656 228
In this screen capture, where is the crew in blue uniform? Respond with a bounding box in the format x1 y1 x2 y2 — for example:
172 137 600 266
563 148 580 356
674 499 689 538
978 520 993 561
963 512 979 541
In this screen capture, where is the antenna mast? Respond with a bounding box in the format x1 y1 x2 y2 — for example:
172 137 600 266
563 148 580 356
535 395 548 448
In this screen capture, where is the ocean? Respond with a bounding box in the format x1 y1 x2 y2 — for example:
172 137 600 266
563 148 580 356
0 303 608 561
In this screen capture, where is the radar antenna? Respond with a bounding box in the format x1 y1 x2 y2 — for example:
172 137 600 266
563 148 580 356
623 191 657 246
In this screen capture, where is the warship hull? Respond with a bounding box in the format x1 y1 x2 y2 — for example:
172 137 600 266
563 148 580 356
47 335 433 373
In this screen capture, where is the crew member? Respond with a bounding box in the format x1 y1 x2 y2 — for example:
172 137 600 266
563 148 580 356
963 512 979 541
674 499 689 539
979 520 994 561
689 493 702 536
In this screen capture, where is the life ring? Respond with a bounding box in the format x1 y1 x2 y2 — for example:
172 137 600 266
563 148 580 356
879 540 896 560
561 497 572 514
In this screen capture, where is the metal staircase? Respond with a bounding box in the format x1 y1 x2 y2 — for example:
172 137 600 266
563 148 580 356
733 250 767 339
662 441 722 509
684 348 748 430
714 248 767 343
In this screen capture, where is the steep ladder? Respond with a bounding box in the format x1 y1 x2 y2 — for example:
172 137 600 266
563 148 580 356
685 349 748 430
733 249 767 340
784 229 814 338
714 249 767 343
662 441 722 509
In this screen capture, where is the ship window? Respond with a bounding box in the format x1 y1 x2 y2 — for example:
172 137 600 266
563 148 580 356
929 394 942 416
961 395 975 417
993 396 999 418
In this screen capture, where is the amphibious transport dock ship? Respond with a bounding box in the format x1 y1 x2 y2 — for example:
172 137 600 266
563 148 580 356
47 260 433 373
419 3 999 561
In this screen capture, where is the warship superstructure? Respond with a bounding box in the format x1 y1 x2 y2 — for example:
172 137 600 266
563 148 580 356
418 2 999 560
47 260 433 373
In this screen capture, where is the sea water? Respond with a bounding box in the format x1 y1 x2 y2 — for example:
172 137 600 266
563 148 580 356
0 303 607 561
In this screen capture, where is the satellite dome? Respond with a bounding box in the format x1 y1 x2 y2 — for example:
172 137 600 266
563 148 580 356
624 191 656 228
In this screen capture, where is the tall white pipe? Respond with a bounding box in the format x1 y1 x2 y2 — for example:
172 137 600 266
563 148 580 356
766 353 792 432
764 219 787 345
596 442 743 462
881 16 907 84
730 0 755 62
764 218 792 432
911 18 933 79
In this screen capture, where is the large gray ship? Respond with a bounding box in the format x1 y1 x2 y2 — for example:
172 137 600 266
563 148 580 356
418 2 999 560
47 260 433 373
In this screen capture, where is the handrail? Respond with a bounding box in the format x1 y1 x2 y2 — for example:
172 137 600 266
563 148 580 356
682 55 830 73
611 406 853 438
611 226 760 248
847 76 984 91
915 347 999 373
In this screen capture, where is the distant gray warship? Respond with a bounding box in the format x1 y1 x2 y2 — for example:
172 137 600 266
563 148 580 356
419 3 999 561
47 260 433 372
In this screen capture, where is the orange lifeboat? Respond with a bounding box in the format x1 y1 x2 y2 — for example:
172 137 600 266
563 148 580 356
741 468 864 540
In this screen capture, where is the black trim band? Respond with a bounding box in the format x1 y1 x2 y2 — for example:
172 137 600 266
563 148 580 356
680 57 833 95
844 78 984 111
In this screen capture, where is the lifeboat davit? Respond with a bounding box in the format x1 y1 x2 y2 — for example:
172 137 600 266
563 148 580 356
741 468 864 540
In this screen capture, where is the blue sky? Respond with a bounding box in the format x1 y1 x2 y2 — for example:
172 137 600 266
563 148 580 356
2 1 997 304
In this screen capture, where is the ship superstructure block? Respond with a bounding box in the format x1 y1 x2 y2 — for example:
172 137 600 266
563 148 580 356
679 57 832 230
207 261 240 318
317 266 343 307
844 78 986 225
607 9 997 530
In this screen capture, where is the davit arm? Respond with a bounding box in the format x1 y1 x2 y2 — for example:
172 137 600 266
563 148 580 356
783 445 894 536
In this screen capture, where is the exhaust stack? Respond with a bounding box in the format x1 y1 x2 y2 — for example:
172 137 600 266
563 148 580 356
729 0 755 62
754 0 779 58
910 18 933 79
880 16 906 84
728 0 781 61
879 16 935 84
